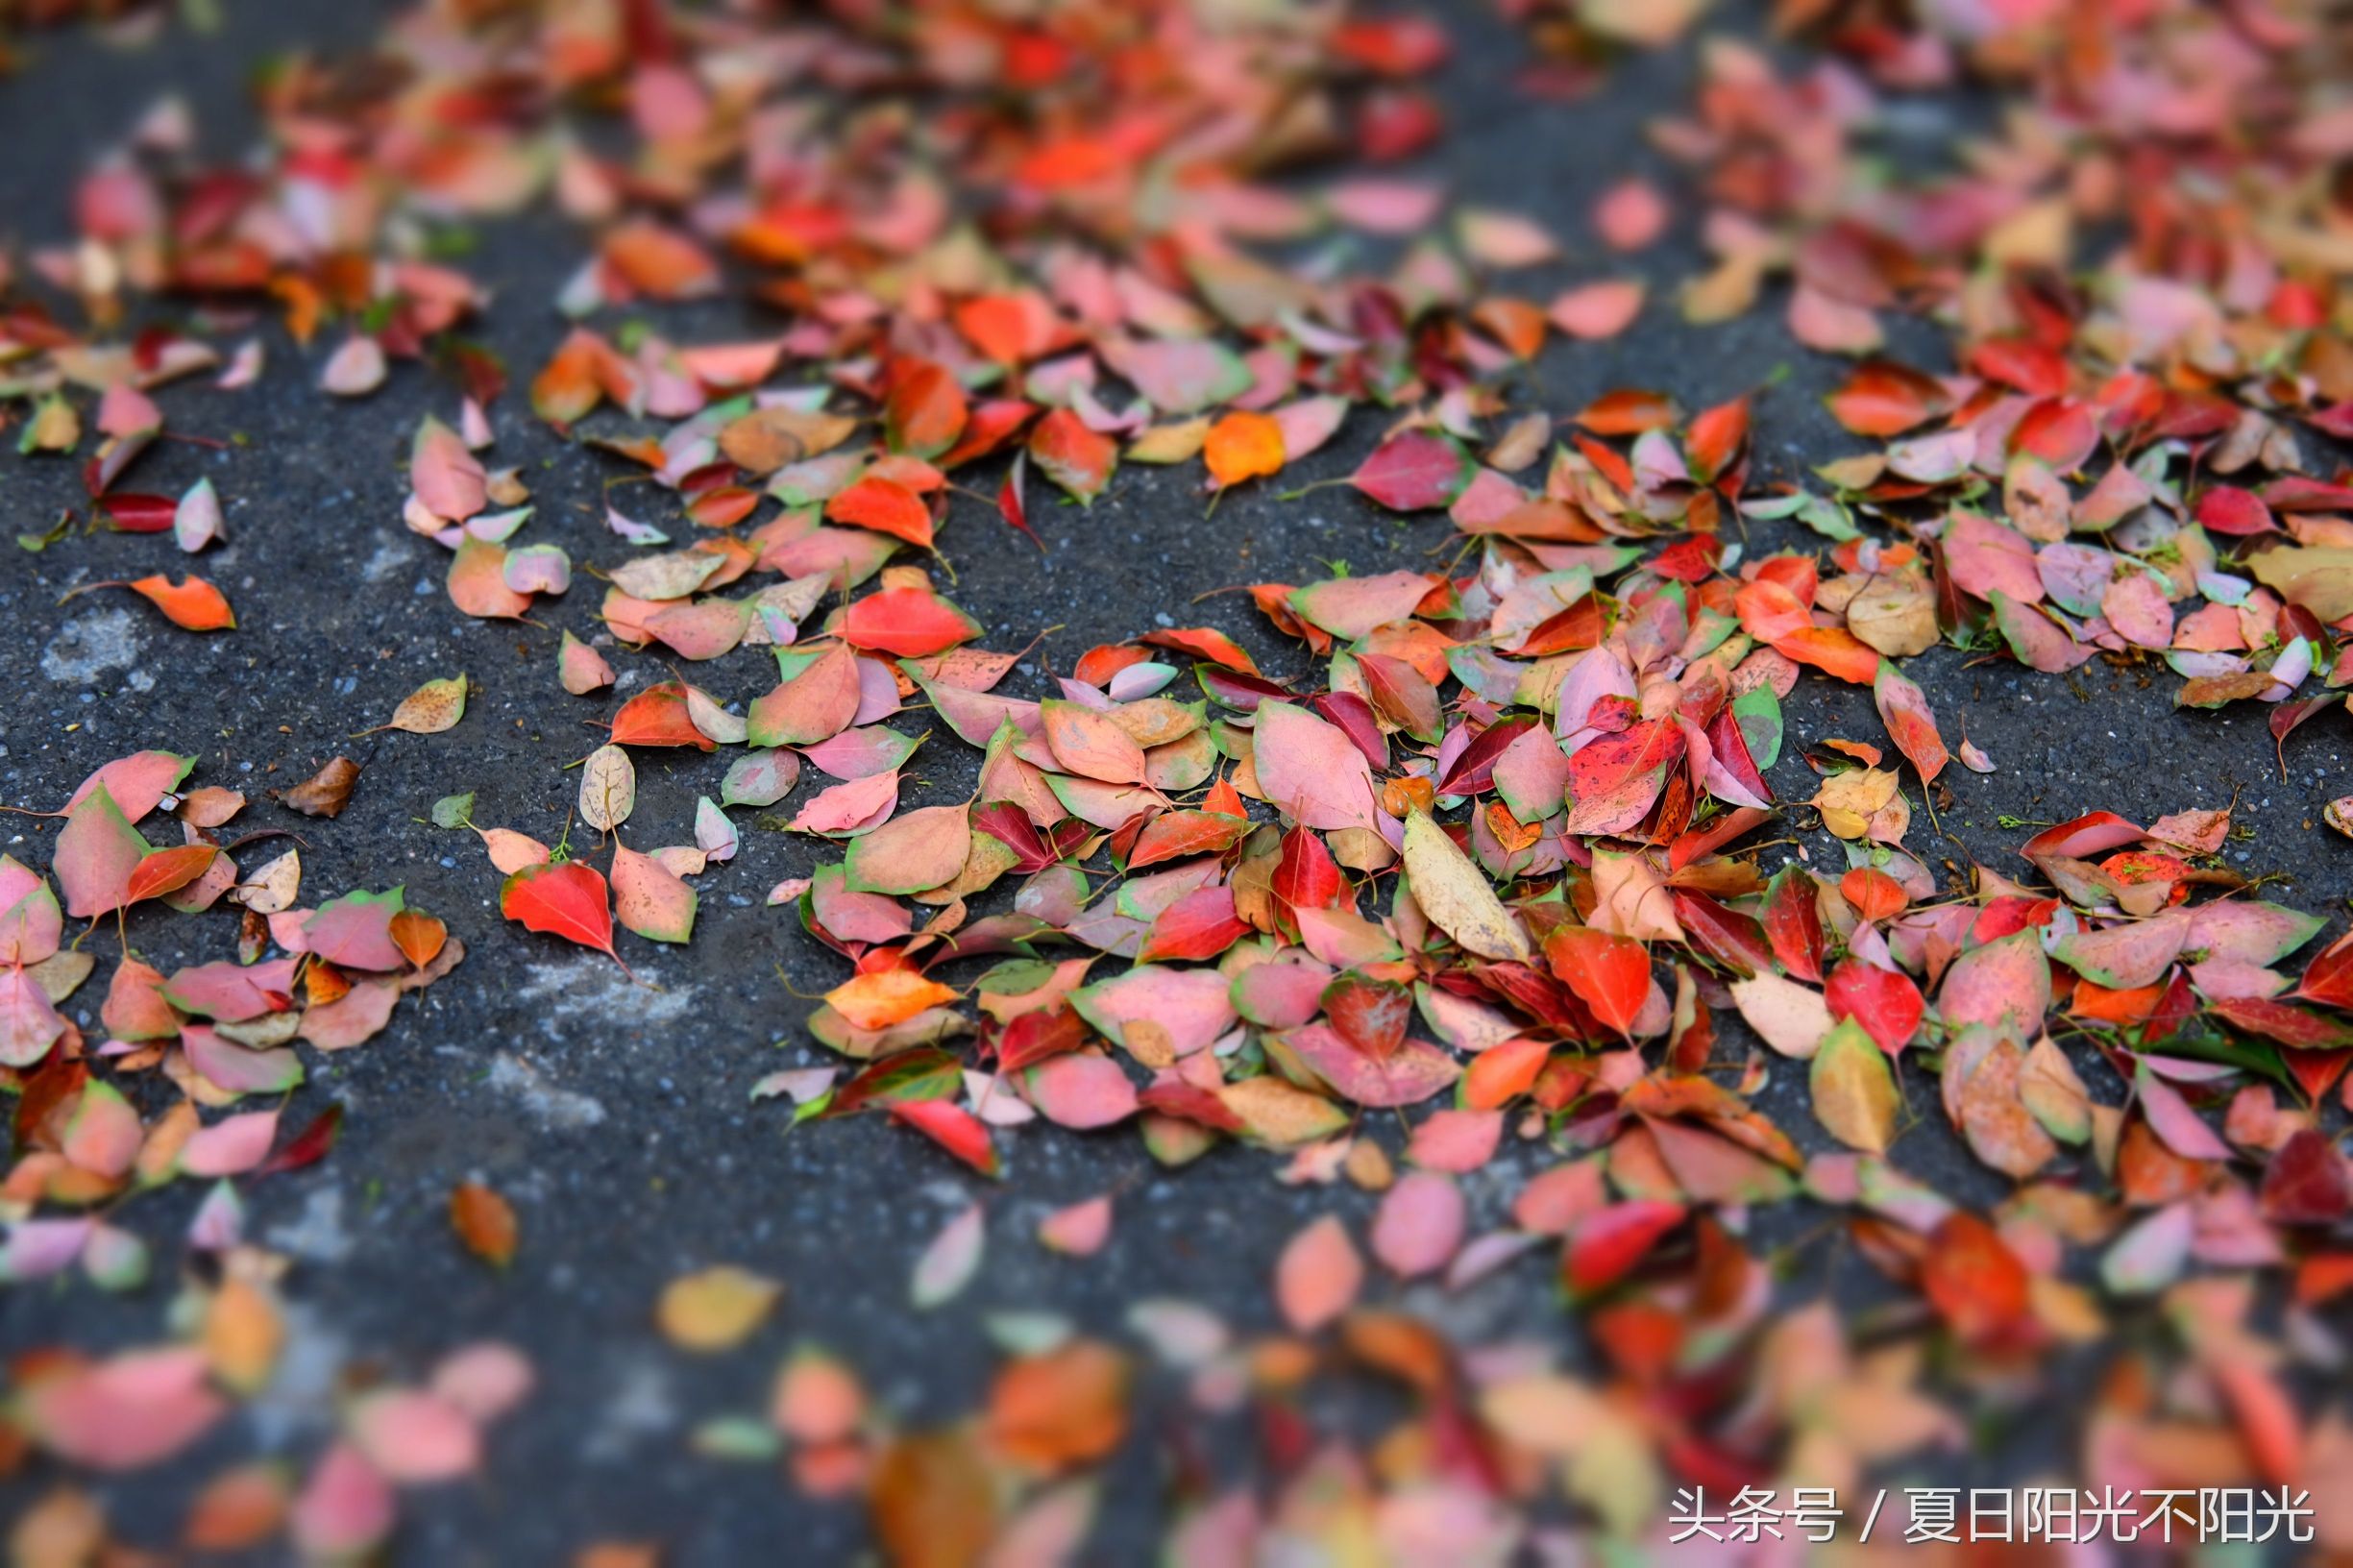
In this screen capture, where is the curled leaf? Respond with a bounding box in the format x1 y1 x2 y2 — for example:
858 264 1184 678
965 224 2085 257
277 757 361 819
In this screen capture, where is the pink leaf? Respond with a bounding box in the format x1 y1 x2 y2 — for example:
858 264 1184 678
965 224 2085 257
54 783 150 919
349 1389 482 1483
25 1347 226 1470
1275 1214 1362 1332
291 1441 397 1560
1038 1195 1115 1257
1022 1053 1140 1130
180 1110 282 1177
1371 1171 1465 1279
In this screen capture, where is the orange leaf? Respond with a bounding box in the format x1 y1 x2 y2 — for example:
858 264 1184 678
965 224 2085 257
389 909 449 968
601 218 718 299
1920 1212 2028 1345
1204 411 1286 488
1838 868 1907 921
825 968 957 1031
1027 408 1116 502
1464 1037 1551 1109
825 475 935 548
883 360 968 460
449 1181 517 1266
99 575 236 631
1274 1213 1362 1332
1773 625 1880 684
124 844 218 906
987 1339 1129 1471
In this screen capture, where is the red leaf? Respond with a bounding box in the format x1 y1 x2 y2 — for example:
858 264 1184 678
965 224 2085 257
1321 973 1412 1056
254 1103 345 1178
1684 396 1749 483
2281 1048 2350 1106
1271 827 1344 923
890 1098 1001 1178
996 1007 1085 1073
1562 719 1681 835
2195 485 2278 537
99 494 178 533
2210 995 2353 1052
1824 961 1923 1053
2295 930 2353 1010
1920 1213 2028 1345
500 861 625 970
996 452 1042 551
2022 811 2144 861
2009 397 2097 472
840 588 982 658
1763 870 1825 982
1311 691 1388 769
1544 926 1651 1040
1126 810 1250 870
1563 1201 1684 1295
1348 429 1474 511
1138 887 1251 964
1671 892 1773 977
2259 1128 2349 1224
1437 715 1539 797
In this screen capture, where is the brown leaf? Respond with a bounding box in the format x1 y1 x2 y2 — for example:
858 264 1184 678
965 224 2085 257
986 1339 1130 1471
276 757 360 818
870 1430 995 1568
449 1181 517 1267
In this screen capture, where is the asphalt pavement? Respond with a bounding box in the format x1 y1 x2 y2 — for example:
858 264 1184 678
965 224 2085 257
2 3 2348 1560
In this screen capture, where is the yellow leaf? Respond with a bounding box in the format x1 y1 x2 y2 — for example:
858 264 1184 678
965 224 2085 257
2250 546 2353 622
385 674 468 735
1401 810 1532 963
203 1276 284 1394
1810 1017 1898 1153
1810 766 1900 841
657 1265 782 1353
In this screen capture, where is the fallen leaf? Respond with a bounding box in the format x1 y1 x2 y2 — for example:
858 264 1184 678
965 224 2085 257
1402 810 1532 963
657 1266 782 1352
277 757 361 819
450 1182 518 1266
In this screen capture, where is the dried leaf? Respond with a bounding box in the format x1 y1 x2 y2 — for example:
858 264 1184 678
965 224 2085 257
1400 810 1532 962
577 745 636 832
1811 1017 1899 1154
450 1182 517 1266
278 757 361 819
657 1266 781 1352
